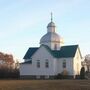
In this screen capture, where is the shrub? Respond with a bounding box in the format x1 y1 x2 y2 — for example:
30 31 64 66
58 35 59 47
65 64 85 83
80 67 85 79
55 73 69 79
55 73 63 79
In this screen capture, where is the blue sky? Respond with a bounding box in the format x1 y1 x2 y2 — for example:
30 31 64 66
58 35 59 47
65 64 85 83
0 0 90 62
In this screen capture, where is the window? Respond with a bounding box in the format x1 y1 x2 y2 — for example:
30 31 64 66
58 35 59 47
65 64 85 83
63 60 66 68
37 60 40 68
45 59 49 68
54 44 57 50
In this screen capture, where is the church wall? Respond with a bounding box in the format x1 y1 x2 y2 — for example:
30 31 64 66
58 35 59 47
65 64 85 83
57 58 74 75
31 46 56 76
20 64 33 75
52 58 58 75
20 48 81 78
73 48 82 76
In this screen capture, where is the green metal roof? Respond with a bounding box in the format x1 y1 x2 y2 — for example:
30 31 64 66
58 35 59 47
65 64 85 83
47 45 78 58
23 45 78 59
23 47 38 59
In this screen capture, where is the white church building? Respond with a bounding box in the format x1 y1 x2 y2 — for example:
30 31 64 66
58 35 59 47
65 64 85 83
20 15 82 79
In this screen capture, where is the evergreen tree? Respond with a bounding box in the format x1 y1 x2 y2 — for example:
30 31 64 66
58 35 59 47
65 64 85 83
80 67 85 79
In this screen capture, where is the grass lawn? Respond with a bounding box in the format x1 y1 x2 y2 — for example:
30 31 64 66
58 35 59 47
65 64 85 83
0 80 90 90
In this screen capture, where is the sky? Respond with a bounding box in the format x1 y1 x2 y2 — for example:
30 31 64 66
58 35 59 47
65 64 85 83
0 0 90 62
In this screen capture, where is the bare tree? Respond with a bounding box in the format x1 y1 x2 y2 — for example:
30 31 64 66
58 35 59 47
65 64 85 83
84 54 90 72
0 52 20 78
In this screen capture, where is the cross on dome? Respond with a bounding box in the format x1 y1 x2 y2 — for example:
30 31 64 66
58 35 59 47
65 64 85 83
51 12 53 22
47 12 55 28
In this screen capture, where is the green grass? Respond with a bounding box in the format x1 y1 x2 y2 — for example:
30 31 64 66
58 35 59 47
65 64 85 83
0 80 90 90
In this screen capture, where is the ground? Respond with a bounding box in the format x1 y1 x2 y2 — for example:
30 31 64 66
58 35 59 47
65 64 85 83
0 80 90 90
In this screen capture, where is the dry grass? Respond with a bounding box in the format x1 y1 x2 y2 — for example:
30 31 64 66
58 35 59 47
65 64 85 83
0 80 90 90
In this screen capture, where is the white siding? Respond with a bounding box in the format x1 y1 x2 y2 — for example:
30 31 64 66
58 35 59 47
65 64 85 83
20 46 56 76
57 58 73 75
20 46 82 77
73 48 82 76
20 64 33 75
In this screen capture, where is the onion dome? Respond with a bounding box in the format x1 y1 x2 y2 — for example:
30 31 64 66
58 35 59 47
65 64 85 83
40 32 60 44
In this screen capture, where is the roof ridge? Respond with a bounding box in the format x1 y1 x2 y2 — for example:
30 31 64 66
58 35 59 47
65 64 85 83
23 47 38 59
